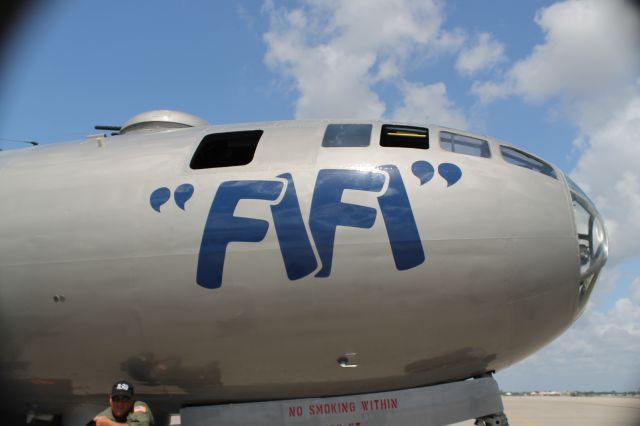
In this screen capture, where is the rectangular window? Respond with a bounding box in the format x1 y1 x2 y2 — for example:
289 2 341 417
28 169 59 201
499 145 557 179
380 125 429 149
190 130 262 169
380 124 429 149
440 131 490 158
322 124 372 147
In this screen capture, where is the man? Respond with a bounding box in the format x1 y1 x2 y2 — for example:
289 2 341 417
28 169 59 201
93 380 154 426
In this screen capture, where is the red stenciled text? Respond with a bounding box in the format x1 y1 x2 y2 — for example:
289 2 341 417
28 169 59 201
360 398 398 412
288 405 303 417
309 401 357 416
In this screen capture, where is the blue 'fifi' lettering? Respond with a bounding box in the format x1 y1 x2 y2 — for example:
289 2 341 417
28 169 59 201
377 165 425 270
196 166 427 289
271 173 318 280
310 169 386 277
197 180 283 289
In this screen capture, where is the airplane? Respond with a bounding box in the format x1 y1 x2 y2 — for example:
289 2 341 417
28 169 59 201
0 110 608 425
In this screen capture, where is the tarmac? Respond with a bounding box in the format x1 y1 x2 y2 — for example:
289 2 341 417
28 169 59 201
452 396 640 426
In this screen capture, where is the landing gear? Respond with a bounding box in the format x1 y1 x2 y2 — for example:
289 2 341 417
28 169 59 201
475 411 510 425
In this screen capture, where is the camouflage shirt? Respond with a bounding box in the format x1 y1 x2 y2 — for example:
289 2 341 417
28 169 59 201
95 401 154 426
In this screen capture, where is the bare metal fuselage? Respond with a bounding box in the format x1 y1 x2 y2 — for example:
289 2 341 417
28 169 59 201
0 120 606 418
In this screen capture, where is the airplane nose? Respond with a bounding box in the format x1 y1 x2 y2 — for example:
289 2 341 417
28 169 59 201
565 175 608 318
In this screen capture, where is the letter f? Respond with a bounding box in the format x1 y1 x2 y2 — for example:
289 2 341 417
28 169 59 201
197 180 283 289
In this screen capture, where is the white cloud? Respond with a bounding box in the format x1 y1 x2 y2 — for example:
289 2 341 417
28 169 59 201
474 0 640 103
263 0 467 125
263 4 377 119
470 80 511 104
632 278 640 303
430 27 466 54
455 32 506 76
393 81 467 128
371 59 400 83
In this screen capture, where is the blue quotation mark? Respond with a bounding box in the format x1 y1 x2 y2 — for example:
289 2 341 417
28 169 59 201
150 184 194 212
411 161 461 187
174 183 195 210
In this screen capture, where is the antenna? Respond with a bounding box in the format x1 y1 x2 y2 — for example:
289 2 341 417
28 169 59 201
94 125 122 136
94 125 122 131
0 138 39 147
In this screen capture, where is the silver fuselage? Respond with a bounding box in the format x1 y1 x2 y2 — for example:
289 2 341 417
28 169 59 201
0 120 607 418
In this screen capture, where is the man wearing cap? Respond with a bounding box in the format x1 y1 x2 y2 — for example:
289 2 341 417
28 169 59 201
93 380 154 426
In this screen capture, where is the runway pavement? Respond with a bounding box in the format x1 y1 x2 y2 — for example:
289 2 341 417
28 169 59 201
452 396 640 426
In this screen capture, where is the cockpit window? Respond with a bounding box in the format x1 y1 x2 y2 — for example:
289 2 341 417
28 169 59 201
440 131 490 158
568 179 607 276
499 145 557 179
564 172 608 314
572 200 592 264
190 130 262 169
322 124 372 147
380 125 429 149
566 175 595 206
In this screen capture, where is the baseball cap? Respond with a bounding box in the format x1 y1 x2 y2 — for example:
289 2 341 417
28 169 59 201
111 380 134 398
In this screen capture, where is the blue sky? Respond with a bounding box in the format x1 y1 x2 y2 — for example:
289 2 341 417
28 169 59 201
1 0 639 392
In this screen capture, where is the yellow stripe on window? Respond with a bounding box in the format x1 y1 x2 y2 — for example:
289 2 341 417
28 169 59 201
386 132 426 138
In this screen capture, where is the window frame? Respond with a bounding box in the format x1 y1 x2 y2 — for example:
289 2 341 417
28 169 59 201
499 145 557 179
189 130 263 169
439 131 491 158
321 124 373 148
380 124 429 149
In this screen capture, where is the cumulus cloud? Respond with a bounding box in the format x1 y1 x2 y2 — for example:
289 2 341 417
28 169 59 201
473 0 640 103
393 81 467 128
632 278 640 303
568 295 640 374
263 0 468 126
455 32 506 76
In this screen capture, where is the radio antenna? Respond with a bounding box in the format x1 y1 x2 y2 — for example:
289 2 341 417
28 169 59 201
94 125 122 131
0 138 39 146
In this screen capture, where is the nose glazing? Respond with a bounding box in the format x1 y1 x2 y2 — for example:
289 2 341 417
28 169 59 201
566 175 608 317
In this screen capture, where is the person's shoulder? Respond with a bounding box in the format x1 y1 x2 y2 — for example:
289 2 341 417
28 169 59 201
132 400 151 414
130 401 154 424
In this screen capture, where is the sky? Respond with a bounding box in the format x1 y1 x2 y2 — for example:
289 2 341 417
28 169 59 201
0 0 639 392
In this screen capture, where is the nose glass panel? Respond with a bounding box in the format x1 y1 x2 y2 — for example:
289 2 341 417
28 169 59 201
565 175 608 316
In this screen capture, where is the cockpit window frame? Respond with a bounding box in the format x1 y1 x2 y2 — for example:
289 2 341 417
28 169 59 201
322 124 373 148
499 145 557 179
440 131 491 158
